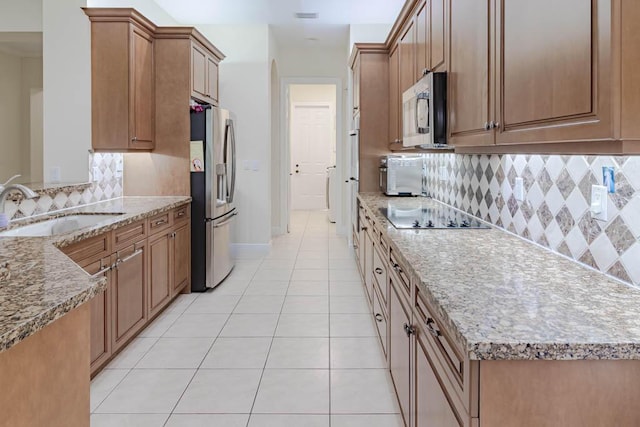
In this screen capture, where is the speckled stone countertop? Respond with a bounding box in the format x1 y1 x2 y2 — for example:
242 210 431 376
359 192 640 361
0 196 191 353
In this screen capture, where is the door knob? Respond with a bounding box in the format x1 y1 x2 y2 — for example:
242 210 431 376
295 170 300 174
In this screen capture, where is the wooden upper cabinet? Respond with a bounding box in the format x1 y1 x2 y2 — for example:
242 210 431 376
495 0 612 145
448 0 494 146
84 9 155 151
389 44 401 145
430 0 446 71
131 27 155 148
399 20 417 94
416 1 428 80
191 41 221 105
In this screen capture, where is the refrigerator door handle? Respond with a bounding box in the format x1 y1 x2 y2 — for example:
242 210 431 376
213 211 238 228
225 119 236 204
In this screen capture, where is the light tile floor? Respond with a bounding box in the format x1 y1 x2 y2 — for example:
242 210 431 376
91 210 403 427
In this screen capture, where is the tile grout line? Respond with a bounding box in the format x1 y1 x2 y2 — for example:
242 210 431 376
160 256 266 426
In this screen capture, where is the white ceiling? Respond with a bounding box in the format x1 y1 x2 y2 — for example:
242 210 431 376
153 0 405 47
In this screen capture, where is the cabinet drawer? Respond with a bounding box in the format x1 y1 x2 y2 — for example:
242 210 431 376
372 243 388 305
114 220 146 250
148 211 172 235
416 290 464 390
389 248 410 296
173 205 189 223
372 284 388 358
62 233 110 265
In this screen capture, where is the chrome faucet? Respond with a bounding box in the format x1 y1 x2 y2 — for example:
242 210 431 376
0 175 38 227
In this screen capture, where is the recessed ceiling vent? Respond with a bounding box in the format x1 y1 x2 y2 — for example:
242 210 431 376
295 12 319 19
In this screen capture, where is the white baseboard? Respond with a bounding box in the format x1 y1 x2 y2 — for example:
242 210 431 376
231 243 272 259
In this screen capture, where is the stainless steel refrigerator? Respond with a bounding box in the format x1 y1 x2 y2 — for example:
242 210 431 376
190 106 237 291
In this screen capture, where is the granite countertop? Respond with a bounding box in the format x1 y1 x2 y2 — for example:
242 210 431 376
359 192 640 361
0 196 191 353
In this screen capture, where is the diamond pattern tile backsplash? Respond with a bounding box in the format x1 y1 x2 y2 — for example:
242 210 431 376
424 154 640 288
4 153 123 221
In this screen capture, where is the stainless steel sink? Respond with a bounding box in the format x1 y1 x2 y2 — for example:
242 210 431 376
0 214 124 237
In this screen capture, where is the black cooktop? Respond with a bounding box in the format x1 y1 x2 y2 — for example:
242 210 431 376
380 201 489 229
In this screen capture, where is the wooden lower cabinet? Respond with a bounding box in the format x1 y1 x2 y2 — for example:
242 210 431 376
112 239 147 351
149 232 171 317
415 326 461 427
172 221 191 295
85 256 113 373
389 279 412 425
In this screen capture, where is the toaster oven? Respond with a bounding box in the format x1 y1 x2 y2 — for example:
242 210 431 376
379 155 424 196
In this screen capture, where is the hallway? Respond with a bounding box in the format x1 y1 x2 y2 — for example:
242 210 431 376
90 210 402 427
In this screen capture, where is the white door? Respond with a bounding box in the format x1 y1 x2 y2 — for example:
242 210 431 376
290 104 333 210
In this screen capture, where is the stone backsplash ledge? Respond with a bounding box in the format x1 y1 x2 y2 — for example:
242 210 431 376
3 153 123 221
423 153 640 288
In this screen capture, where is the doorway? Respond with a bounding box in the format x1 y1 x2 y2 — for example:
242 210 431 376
290 101 334 210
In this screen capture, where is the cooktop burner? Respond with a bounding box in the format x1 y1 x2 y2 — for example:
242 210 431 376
380 199 489 229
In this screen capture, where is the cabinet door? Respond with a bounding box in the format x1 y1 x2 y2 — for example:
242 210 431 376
495 0 613 144
389 44 400 145
399 20 417 94
130 26 154 149
172 222 191 295
148 232 171 317
448 0 493 146
85 256 112 375
389 281 412 425
112 240 147 350
191 44 208 101
207 56 219 103
364 230 375 304
430 0 446 71
416 1 428 79
416 331 461 427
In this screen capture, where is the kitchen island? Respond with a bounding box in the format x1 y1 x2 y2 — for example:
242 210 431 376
0 196 190 427
357 192 640 427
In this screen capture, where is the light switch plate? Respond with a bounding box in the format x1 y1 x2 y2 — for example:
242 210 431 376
590 184 608 221
49 166 61 183
514 177 524 201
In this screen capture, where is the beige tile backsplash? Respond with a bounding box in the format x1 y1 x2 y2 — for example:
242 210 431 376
4 153 123 221
424 154 640 287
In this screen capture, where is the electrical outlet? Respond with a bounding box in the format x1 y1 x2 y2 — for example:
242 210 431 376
590 185 608 221
514 177 524 201
439 165 448 181
49 166 61 183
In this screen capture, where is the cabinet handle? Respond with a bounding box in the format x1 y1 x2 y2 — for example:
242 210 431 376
375 313 384 322
365 215 370 220
177 211 185 217
493 121 500 129
116 248 143 267
90 265 112 278
154 219 167 226
403 323 415 337
484 122 490 131
353 244 359 250
426 318 441 337
361 226 368 231
393 263 402 274
131 136 138 142
375 267 383 275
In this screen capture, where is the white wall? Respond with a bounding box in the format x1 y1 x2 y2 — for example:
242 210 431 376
21 57 43 182
269 28 281 234
198 24 272 247
0 50 22 183
0 0 42 31
87 0 178 25
42 0 91 183
349 24 391 48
